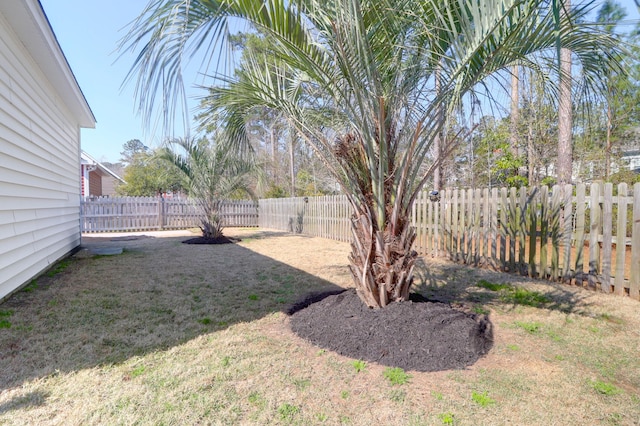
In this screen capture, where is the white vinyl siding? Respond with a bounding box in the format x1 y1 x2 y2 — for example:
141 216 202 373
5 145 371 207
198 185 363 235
0 11 83 300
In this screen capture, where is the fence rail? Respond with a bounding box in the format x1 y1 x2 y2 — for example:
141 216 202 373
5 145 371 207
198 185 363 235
81 197 258 232
260 182 640 300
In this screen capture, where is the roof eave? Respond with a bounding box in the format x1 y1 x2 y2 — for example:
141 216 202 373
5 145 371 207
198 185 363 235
0 1 96 128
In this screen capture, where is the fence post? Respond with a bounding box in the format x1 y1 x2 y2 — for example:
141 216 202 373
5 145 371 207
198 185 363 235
614 183 628 296
602 183 613 293
630 182 640 300
574 183 586 284
518 187 527 274
158 195 165 230
588 182 601 290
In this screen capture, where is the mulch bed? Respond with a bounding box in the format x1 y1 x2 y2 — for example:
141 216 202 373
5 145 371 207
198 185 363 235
182 236 239 244
288 289 493 372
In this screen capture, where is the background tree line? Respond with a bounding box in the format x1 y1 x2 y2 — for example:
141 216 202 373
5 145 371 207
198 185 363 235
114 0 639 200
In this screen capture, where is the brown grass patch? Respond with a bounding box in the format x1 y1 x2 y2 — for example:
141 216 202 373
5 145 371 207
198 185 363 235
0 228 638 425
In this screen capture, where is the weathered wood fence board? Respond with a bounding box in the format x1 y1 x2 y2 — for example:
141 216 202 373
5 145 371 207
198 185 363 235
259 182 640 300
81 197 258 232
259 195 351 242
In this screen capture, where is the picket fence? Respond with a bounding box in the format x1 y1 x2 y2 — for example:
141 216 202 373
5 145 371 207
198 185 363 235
81 197 258 232
259 182 640 299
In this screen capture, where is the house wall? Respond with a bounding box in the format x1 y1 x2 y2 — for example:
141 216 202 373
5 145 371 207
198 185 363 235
101 176 119 197
0 12 83 300
88 171 103 197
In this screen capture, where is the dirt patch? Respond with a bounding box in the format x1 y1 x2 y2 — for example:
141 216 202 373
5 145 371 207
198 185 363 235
289 289 493 372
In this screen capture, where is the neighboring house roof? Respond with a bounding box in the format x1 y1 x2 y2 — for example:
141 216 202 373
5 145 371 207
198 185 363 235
0 1 95 128
81 151 125 183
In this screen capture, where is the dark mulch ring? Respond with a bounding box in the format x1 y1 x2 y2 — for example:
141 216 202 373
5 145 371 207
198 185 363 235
182 236 240 245
288 289 493 372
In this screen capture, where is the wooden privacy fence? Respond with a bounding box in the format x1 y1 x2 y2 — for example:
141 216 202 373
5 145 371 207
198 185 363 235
259 182 640 299
81 197 258 232
259 195 352 242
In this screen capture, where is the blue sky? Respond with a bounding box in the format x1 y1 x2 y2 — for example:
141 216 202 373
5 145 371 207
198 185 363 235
41 0 223 164
41 0 640 164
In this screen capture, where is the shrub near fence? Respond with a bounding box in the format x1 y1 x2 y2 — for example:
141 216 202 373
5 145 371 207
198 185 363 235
81 197 258 232
423 183 640 299
260 182 640 300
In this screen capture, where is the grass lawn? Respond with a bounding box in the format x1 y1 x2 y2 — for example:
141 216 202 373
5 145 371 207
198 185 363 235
0 228 638 425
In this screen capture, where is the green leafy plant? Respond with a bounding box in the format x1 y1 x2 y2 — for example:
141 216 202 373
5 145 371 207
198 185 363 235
508 288 551 307
221 356 231 367
248 391 265 408
22 280 38 293
277 403 300 421
131 365 146 378
514 321 543 334
477 280 511 292
316 412 328 422
0 319 11 329
46 259 71 277
384 367 411 386
248 294 259 301
439 412 455 425
198 317 212 325
389 389 406 403
592 380 622 396
351 360 367 373
477 280 550 307
471 391 496 407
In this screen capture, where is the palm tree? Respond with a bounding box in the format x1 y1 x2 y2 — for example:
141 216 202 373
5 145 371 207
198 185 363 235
123 0 621 307
160 137 255 239
557 0 573 185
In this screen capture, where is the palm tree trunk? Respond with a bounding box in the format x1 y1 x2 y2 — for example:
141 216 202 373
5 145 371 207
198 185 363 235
348 203 417 308
557 0 573 185
289 131 296 196
510 65 520 178
528 123 535 184
433 66 443 190
270 125 278 186
605 104 612 179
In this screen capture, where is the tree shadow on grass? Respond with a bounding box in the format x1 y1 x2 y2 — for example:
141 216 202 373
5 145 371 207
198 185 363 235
0 232 344 392
413 257 600 316
0 390 50 415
